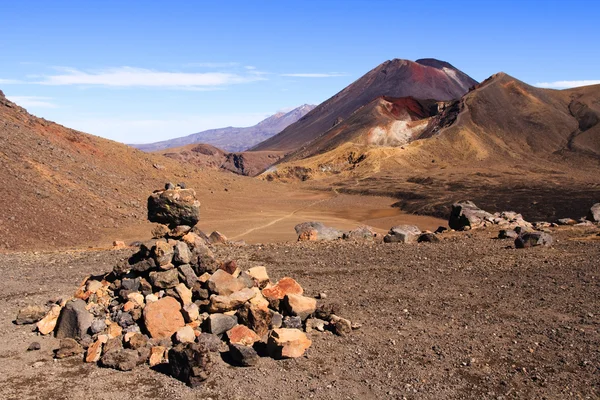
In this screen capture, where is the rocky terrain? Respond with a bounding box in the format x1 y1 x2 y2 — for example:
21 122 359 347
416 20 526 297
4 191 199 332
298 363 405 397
158 143 286 176
2 224 599 399
132 104 315 153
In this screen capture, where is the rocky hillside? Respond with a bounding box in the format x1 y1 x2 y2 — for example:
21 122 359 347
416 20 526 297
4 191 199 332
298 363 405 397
263 74 600 221
132 104 315 153
159 143 286 176
252 58 477 152
0 90 272 250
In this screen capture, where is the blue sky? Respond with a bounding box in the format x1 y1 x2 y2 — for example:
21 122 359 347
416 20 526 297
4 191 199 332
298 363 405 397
1 0 598 143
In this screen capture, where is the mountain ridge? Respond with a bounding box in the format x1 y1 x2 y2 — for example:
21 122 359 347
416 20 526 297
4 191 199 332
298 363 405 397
132 104 315 152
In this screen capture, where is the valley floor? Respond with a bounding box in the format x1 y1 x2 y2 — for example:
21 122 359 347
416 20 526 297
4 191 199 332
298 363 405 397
1 227 599 399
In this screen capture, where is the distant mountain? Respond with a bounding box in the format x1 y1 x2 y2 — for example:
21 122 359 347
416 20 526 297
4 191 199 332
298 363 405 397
251 58 477 152
132 104 315 152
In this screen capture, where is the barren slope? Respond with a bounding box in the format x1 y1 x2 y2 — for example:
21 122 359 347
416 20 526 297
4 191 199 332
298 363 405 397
252 58 477 152
263 74 600 221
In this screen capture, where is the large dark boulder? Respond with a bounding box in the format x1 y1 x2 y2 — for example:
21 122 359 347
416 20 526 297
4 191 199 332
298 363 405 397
168 343 213 387
55 299 94 339
449 201 494 231
148 187 200 228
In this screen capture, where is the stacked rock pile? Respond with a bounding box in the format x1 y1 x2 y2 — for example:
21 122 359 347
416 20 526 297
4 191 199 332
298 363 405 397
17 184 355 387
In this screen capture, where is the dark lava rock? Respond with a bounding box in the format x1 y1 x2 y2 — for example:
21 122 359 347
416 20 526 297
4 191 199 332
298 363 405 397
417 232 440 243
449 201 493 231
147 187 200 228
27 342 41 351
55 299 94 339
229 343 259 366
168 343 213 387
100 348 141 371
282 316 302 330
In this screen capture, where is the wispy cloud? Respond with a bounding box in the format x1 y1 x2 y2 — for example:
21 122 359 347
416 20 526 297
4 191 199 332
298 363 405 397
32 66 265 88
182 62 240 68
535 80 600 89
6 95 58 108
0 78 24 84
280 72 348 78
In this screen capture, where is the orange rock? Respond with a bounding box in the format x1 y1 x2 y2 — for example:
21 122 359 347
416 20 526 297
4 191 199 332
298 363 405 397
36 304 62 335
85 339 104 363
149 346 167 367
143 296 185 339
262 277 303 301
107 322 123 338
267 328 312 359
298 229 318 241
283 294 317 320
226 325 261 346
123 301 136 312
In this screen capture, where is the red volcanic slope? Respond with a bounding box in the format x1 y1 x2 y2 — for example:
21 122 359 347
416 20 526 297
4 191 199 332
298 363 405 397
252 58 477 152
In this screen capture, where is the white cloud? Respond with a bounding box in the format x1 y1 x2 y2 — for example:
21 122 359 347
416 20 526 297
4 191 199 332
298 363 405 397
31 66 265 88
6 95 58 108
280 72 348 78
535 80 600 89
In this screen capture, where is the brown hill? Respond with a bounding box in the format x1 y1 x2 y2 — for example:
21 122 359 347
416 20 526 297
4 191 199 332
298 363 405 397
263 74 600 221
132 104 315 152
159 143 286 176
252 58 477 153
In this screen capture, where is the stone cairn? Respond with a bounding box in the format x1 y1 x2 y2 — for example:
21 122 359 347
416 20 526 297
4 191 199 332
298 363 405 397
17 183 355 387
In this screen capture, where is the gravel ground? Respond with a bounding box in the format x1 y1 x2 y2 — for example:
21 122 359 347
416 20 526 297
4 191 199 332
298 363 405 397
1 227 599 400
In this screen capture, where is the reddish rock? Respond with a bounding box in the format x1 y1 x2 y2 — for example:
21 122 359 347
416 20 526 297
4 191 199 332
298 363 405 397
209 231 227 244
143 297 185 339
226 325 260 346
298 229 318 241
36 304 62 335
262 277 304 301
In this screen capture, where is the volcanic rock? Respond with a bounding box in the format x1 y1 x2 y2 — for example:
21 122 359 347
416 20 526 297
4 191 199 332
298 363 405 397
449 201 494 231
384 225 421 243
267 328 312 359
262 277 304 306
175 326 196 344
208 288 256 313
27 342 41 351
149 346 167 367
101 348 141 371
229 343 259 367
55 338 84 359
283 294 317 321
209 231 228 244
589 203 600 222
181 303 200 322
282 316 303 330
143 296 185 339
515 232 553 248
173 241 193 265
152 240 174 266
148 269 180 289
55 299 94 339
226 325 261 346
207 269 246 295
15 305 46 325
207 313 238 335
168 343 213 387
417 232 440 243
343 226 376 241
147 187 200 228
330 315 352 336
294 222 344 241
498 229 519 239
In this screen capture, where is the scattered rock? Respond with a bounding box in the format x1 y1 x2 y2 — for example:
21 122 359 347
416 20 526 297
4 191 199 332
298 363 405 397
557 218 577 225
417 232 440 243
449 201 494 231
208 288 256 313
295 221 344 241
229 343 259 366
151 224 170 239
226 325 260 346
143 297 185 339
101 348 141 371
27 342 41 351
283 294 317 320
267 329 312 359
515 232 553 248
343 226 376 241
330 315 352 336
262 277 304 305
175 326 196 343
207 313 237 335
209 231 228 244
15 305 46 325
149 346 167 367
384 225 421 243
588 203 600 222
247 266 269 288
498 229 519 239
207 269 246 295
168 343 213 387
55 338 83 359
282 315 303 330
148 269 180 289
305 318 328 333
